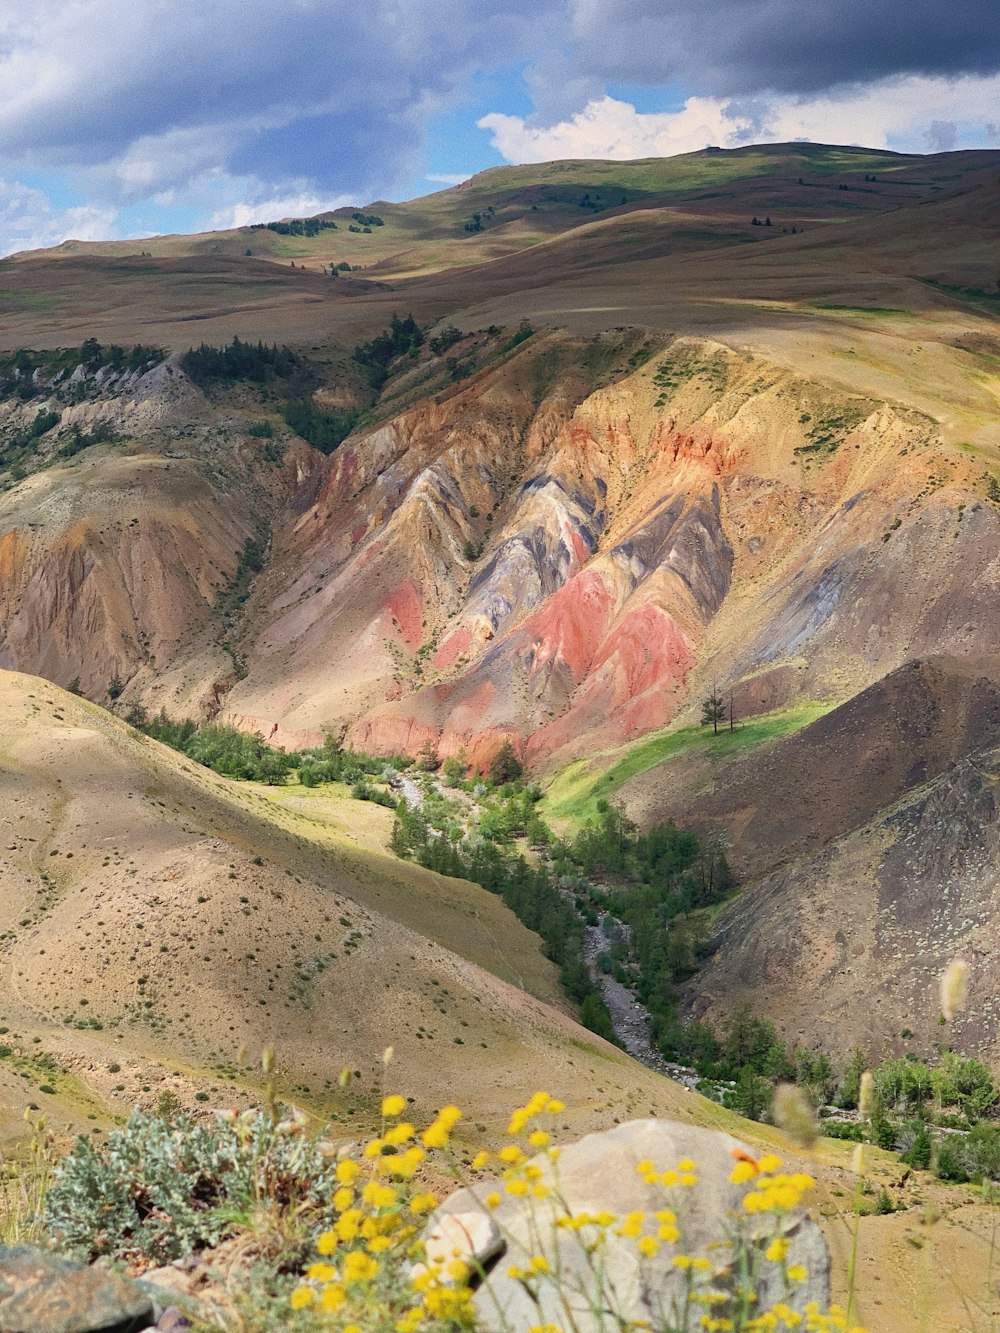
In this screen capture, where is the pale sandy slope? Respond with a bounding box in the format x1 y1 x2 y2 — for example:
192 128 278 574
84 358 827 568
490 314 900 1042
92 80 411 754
0 668 712 1144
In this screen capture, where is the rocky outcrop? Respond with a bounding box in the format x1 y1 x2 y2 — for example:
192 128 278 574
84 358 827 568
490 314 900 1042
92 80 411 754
2 323 999 770
438 1119 829 1333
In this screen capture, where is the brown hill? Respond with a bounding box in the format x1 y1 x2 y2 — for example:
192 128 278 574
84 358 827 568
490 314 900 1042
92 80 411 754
0 142 998 1088
685 731 1000 1067
620 656 1000 876
1 143 997 351
1 310 998 773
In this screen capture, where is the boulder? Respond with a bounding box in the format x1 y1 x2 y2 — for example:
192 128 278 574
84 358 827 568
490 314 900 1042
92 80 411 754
437 1119 830 1333
0 1246 153 1333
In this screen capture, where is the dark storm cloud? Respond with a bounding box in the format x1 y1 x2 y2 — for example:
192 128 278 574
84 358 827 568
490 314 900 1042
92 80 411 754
0 0 997 213
565 0 1000 98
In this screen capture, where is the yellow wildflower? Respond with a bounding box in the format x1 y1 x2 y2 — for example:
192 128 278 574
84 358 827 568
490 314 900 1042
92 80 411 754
336 1158 361 1185
343 1251 380 1283
335 1208 362 1242
306 1262 337 1281
385 1121 415 1146
320 1284 347 1312
362 1179 398 1209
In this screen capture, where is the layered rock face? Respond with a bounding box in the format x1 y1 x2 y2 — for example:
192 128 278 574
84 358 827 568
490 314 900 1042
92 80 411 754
0 359 315 716
222 329 999 770
1 329 997 771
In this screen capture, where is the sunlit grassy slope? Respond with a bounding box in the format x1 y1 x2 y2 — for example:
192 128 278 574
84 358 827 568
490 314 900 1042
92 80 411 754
0 668 724 1149
542 701 833 832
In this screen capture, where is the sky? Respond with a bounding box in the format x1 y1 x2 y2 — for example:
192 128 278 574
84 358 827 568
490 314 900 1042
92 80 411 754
0 0 998 257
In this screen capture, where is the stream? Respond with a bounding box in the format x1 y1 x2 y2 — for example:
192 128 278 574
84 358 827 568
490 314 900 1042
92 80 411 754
387 771 699 1089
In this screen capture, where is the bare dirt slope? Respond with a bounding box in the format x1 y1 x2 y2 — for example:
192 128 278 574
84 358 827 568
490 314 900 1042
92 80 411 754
620 656 1000 876
1 309 998 776
684 730 1000 1068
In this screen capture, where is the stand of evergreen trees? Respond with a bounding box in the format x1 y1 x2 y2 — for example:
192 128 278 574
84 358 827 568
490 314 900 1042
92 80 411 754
389 801 616 1044
281 399 358 454
352 313 423 389
180 338 303 386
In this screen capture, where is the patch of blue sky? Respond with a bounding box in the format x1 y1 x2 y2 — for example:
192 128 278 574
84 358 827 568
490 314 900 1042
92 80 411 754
113 200 205 238
407 63 535 197
13 170 81 210
604 83 694 115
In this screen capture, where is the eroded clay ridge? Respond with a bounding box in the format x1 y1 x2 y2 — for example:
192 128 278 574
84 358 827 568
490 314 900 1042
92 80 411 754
1 328 998 769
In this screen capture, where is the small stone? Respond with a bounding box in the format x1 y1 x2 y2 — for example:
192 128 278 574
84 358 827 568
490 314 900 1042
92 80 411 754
0 1245 154 1333
410 1210 504 1284
137 1269 190 1298
425 1211 503 1269
155 1307 190 1333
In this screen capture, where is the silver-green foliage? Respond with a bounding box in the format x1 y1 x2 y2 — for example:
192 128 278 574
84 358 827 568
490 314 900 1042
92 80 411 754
43 1108 341 1264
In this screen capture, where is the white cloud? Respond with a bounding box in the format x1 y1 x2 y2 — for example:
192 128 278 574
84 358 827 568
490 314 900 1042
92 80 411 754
425 172 473 186
0 0 545 203
211 191 354 230
479 74 1000 165
479 96 750 162
0 178 117 258
758 73 1000 149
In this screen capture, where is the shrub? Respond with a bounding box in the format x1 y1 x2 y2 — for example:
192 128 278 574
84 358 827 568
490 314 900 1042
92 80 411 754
900 1120 933 1169
487 739 523 785
935 1124 1000 1184
43 1108 341 1264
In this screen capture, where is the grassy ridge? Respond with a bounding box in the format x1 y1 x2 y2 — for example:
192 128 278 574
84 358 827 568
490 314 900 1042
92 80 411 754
543 701 833 829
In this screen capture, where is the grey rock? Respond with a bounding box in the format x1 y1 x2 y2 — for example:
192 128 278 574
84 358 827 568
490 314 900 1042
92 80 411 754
0 1246 153 1333
438 1119 830 1333
412 1210 504 1284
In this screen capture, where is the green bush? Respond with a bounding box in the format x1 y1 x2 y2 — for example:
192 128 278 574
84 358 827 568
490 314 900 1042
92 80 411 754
282 399 357 454
900 1120 933 1169
43 1108 341 1264
935 1124 1000 1184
